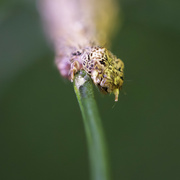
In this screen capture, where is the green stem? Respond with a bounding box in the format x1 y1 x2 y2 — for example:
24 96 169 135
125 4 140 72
73 70 111 180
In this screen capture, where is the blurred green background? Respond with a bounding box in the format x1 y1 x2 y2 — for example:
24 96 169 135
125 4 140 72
0 0 180 179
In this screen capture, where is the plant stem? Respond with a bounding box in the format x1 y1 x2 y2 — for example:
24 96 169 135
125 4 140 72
73 70 111 180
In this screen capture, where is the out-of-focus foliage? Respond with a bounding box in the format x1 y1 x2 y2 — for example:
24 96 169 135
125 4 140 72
0 0 48 96
0 0 180 180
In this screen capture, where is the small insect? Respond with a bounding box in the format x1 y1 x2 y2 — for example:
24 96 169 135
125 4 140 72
38 0 123 101
69 46 124 101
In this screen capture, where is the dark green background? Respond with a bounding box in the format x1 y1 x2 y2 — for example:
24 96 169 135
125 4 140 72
0 0 180 179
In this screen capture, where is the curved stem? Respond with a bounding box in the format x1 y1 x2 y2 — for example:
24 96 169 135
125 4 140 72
73 70 111 180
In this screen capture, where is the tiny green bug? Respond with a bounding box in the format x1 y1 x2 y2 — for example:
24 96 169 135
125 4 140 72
69 46 124 101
